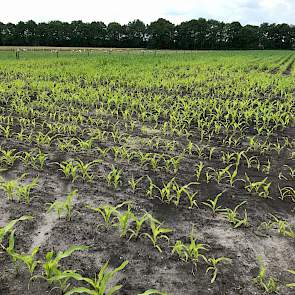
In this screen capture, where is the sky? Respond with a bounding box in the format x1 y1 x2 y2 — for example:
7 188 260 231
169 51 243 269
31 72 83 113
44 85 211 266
1 0 294 25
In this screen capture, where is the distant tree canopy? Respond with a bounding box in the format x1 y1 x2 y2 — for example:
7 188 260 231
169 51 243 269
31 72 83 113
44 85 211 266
0 18 294 50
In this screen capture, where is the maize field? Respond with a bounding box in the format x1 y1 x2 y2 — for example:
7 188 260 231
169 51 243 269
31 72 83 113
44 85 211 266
0 50 294 294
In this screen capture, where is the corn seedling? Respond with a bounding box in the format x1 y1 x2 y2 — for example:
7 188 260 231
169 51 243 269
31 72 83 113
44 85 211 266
172 229 207 266
63 260 128 295
6 231 40 276
242 154 259 170
47 190 77 221
223 201 249 228
58 160 79 182
244 174 271 198
113 204 134 238
142 219 172 252
0 148 19 168
195 161 204 181
262 159 271 175
43 269 80 293
0 125 11 139
0 216 33 248
254 256 278 293
283 165 295 178
221 151 236 165
188 232 208 266
15 177 38 204
35 245 88 283
106 166 122 189
6 230 19 270
278 185 295 203
208 147 216 161
128 175 143 193
165 155 182 174
202 191 225 216
88 202 130 228
172 181 198 208
0 178 18 201
155 178 175 204
260 214 295 238
206 256 231 283
75 159 101 182
128 212 151 240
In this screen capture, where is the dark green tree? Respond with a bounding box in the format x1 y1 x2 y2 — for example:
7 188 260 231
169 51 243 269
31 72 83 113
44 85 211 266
147 18 175 49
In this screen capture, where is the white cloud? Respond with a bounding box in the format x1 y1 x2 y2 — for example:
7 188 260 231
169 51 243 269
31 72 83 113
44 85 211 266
0 0 294 25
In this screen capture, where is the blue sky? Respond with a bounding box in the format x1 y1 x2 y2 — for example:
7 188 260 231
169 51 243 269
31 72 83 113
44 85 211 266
1 0 294 25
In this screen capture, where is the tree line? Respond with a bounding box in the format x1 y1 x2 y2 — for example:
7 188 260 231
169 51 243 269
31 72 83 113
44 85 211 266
1 18 294 50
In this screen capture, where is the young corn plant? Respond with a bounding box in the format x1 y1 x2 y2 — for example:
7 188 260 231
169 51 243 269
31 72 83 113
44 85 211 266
0 148 19 168
271 140 285 156
206 256 231 283
6 230 40 276
63 260 129 295
97 147 110 158
155 178 175 204
142 219 173 252
0 125 11 139
58 160 78 182
184 187 199 209
223 201 249 228
76 159 101 182
33 150 47 170
128 212 151 240
128 175 143 193
172 240 190 262
113 204 134 238
254 256 278 294
262 159 271 175
47 269 81 294
165 155 183 174
47 190 77 221
34 132 56 147
259 214 295 238
209 165 233 184
0 178 18 201
75 138 93 150
195 145 206 158
225 168 240 187
16 177 38 204
278 185 295 202
146 176 157 199
172 229 207 266
6 230 19 270
202 191 225 216
242 154 259 170
34 245 88 284
106 166 122 189
283 165 295 178
19 150 33 167
195 161 204 181
221 151 236 165
244 174 271 199
187 140 194 155
208 146 216 161
172 181 198 208
205 170 213 183
0 216 33 248
188 232 208 266
88 202 130 228
150 154 162 171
